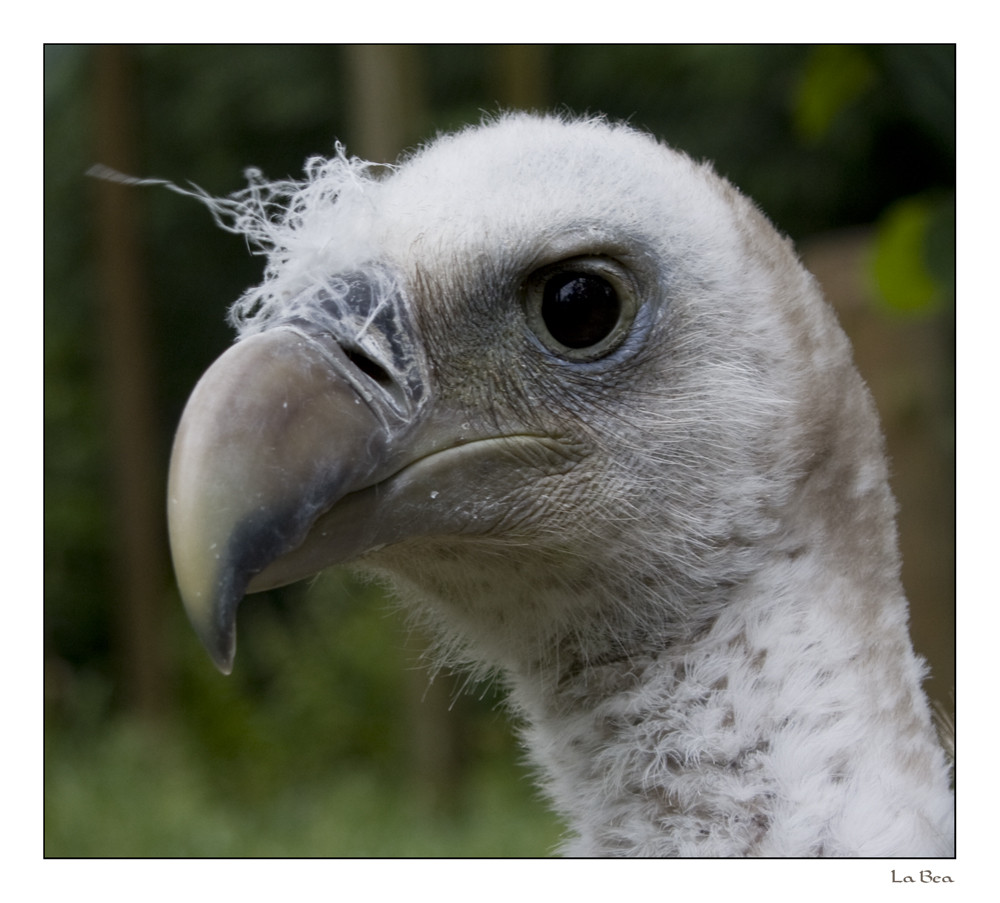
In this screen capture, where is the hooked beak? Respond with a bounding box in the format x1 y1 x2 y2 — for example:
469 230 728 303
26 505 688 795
167 327 395 672
168 280 578 673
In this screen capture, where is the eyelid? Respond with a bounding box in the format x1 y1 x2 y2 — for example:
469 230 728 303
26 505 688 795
522 224 655 277
523 255 641 362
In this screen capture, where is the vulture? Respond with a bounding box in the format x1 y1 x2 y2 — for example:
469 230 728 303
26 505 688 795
167 113 954 857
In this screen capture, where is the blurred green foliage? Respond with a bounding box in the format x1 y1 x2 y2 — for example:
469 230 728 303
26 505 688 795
45 718 561 856
794 44 877 143
44 44 954 856
873 193 955 315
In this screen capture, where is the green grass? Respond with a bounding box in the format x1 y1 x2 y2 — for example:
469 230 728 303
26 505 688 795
44 719 564 857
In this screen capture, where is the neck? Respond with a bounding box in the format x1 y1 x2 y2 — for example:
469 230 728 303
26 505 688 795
505 551 954 857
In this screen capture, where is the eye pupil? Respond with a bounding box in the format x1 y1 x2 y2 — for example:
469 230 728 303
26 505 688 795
541 272 621 349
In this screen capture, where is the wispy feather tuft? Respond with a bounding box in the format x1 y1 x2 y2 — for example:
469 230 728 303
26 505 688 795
91 147 387 334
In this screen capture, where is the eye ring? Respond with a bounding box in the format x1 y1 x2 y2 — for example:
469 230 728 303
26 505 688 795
524 257 640 362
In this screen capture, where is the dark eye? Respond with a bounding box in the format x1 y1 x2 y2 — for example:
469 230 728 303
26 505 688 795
525 258 639 361
542 272 620 349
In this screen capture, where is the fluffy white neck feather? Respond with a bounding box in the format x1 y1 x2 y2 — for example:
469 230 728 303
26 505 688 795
508 556 953 856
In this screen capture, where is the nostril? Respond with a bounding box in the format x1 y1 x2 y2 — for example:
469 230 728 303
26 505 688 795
335 341 410 415
345 348 392 387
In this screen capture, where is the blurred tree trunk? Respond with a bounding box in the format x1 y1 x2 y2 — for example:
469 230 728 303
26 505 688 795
345 45 427 161
91 45 171 720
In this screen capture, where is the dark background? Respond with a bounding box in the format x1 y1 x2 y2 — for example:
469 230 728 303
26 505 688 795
44 44 954 855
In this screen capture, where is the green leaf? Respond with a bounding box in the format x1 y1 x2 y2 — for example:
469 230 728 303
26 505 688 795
871 196 944 316
794 45 876 143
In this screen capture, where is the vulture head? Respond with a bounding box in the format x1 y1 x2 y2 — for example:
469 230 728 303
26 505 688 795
168 114 954 856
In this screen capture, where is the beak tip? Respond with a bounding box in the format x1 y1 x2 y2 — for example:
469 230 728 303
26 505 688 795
192 621 236 675
209 628 236 675
181 587 238 675
215 654 235 676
